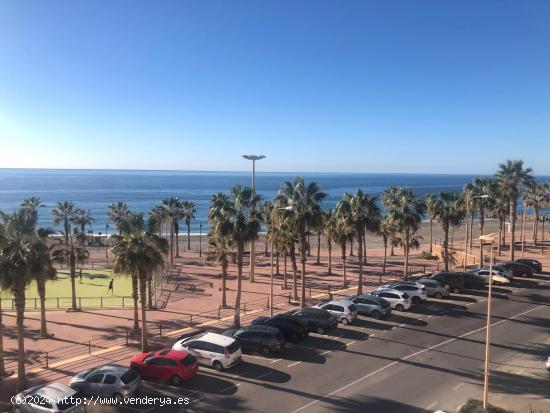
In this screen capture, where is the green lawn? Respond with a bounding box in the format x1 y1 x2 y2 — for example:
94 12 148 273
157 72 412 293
0 269 133 309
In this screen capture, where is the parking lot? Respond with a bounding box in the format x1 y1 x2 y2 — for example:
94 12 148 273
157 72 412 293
76 273 550 413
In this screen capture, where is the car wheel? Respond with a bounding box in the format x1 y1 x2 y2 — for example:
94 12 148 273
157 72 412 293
371 310 382 320
340 318 349 325
395 304 405 312
412 296 421 304
171 375 182 385
213 360 224 371
260 345 272 356
316 326 325 334
453 287 460 293
435 292 443 299
113 393 124 402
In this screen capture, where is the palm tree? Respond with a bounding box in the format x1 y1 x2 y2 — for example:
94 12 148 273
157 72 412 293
433 192 465 272
462 183 476 255
21 197 44 232
159 198 181 267
72 209 94 266
424 195 438 254
322 210 337 275
111 213 167 352
148 205 165 237
385 188 425 278
181 201 197 251
489 186 509 256
275 178 326 308
333 200 354 287
0 209 54 391
108 202 131 232
376 215 396 279
272 218 297 290
52 201 80 311
524 183 550 246
496 160 535 260
35 228 57 338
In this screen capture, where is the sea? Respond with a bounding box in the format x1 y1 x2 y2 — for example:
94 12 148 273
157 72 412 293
0 169 548 234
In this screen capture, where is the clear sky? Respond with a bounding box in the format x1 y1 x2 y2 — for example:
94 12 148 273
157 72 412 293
1 1 549 174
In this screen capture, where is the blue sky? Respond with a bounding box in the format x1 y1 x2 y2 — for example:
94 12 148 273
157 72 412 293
0 1 549 174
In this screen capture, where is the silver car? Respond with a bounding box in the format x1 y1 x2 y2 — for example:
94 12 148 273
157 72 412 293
13 383 85 413
418 279 449 299
70 364 141 399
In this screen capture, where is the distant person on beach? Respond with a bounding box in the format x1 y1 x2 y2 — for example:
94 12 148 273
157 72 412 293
108 279 114 294
79 269 83 283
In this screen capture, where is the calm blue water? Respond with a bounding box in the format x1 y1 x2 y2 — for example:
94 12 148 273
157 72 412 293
0 169 547 233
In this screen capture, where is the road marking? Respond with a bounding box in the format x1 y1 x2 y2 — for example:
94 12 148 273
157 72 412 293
453 382 465 391
289 304 546 413
288 361 302 367
270 358 282 364
244 354 268 361
425 401 438 410
320 350 331 355
255 371 273 380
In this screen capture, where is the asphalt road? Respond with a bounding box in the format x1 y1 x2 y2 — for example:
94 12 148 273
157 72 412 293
88 274 550 413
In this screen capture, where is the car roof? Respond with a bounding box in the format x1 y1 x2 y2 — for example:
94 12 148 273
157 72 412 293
34 383 75 399
156 349 190 359
90 364 131 376
191 331 235 346
317 299 353 307
375 288 406 296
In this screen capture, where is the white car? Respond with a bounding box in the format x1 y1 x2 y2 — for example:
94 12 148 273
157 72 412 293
378 282 427 304
14 383 86 413
474 270 510 286
371 289 411 311
312 300 358 324
172 332 242 371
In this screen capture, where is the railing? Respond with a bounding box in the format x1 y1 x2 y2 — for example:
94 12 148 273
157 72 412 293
0 296 134 311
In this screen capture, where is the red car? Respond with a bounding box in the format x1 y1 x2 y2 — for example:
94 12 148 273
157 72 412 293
130 349 198 384
501 261 534 277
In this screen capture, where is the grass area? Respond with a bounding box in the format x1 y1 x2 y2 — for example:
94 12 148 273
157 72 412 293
0 268 132 299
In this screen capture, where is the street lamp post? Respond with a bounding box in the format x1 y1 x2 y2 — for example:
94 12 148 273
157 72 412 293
243 155 265 283
542 215 548 254
480 233 495 411
464 195 489 272
199 222 203 258
105 223 109 259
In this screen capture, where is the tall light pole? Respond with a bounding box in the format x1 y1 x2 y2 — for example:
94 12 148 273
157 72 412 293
243 154 265 283
270 205 294 316
480 233 495 411
542 214 548 254
105 223 109 259
464 194 489 272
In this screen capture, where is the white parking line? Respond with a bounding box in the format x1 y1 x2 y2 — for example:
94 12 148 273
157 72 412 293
288 361 302 367
453 382 465 391
346 340 356 346
320 350 331 355
425 401 438 410
290 304 546 413
270 358 282 364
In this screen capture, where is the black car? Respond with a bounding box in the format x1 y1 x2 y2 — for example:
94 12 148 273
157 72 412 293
427 272 465 293
462 272 486 289
223 325 285 356
290 308 338 334
251 316 308 341
514 259 542 273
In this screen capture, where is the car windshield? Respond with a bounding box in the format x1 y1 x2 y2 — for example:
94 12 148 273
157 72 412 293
120 368 139 384
226 341 240 354
143 353 155 362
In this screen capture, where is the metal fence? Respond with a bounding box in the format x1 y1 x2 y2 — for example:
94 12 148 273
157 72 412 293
0 296 135 311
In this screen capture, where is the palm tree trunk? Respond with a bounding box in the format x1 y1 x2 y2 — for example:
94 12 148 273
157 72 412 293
15 287 26 392
349 239 354 256
327 242 332 275
341 244 347 287
363 232 367 265
131 274 139 330
300 237 307 309
169 222 174 267
443 223 450 272
316 233 321 265
37 279 48 338
139 274 148 352
510 201 517 260
0 299 6 377
70 251 77 311
497 216 503 256
382 238 387 281
234 243 244 328
221 258 228 308
429 218 433 254
390 242 395 256
290 245 298 301
186 222 191 251
469 213 474 254
306 234 311 257
357 230 364 295
147 277 153 310
404 233 410 279
521 209 527 257
533 209 539 246
175 221 180 258
276 254 280 275
264 237 269 257
283 254 288 290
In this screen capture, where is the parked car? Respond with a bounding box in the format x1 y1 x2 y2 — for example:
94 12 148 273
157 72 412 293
251 316 308 341
462 272 486 289
472 270 510 285
418 279 449 299
70 364 141 399
13 383 85 413
428 272 465 293
172 332 242 371
378 282 427 304
312 300 358 324
501 261 534 277
130 349 198 384
344 294 392 319
492 265 514 280
546 355 550 371
223 325 285 356
514 258 542 273
371 289 411 311
290 308 338 334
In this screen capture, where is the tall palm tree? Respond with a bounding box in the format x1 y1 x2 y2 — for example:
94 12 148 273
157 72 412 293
271 212 297 293
21 197 44 232
524 183 550 246
159 197 181 267
35 228 57 338
107 202 131 232
385 188 425 278
322 210 337 275
172 200 185 258
496 160 535 260
111 213 167 352
489 186 509 256
433 192 465 272
72 209 94 266
52 201 80 311
462 183 476 255
376 215 396 279
275 178 326 308
0 209 54 391
424 195 438 254
333 200 354 287
181 201 197 251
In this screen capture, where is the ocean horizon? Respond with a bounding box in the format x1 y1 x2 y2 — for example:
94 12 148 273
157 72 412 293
1 168 548 233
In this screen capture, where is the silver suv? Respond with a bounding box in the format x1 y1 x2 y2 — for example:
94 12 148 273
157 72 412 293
312 300 358 324
70 364 141 399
